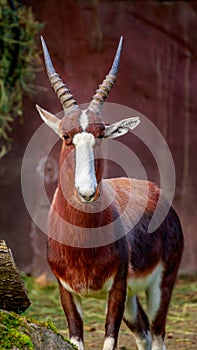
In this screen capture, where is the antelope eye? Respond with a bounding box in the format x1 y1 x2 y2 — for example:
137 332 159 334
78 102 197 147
63 134 72 145
63 134 70 140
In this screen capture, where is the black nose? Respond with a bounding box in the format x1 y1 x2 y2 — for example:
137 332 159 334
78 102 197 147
79 192 96 202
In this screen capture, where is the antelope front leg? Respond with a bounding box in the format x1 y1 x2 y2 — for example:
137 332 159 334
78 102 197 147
58 281 84 350
103 274 127 350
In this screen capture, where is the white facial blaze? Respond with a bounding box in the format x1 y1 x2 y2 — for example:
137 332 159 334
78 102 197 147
73 132 97 201
79 109 89 130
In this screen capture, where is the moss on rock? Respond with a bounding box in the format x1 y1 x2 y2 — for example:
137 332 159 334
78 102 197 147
0 310 75 349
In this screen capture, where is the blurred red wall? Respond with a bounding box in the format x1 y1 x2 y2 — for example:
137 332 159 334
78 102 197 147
0 0 196 275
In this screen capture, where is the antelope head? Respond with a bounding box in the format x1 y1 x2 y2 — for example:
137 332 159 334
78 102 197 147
36 36 140 203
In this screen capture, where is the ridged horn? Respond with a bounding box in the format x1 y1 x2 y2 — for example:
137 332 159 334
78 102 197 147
41 36 78 112
88 36 123 114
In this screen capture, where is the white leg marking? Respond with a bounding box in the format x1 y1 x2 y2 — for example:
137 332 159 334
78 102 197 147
102 336 115 350
146 265 163 321
124 295 137 323
152 335 166 350
70 336 84 350
59 280 83 349
134 331 152 350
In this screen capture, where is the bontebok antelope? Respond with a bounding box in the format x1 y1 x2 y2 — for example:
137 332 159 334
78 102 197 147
36 36 184 350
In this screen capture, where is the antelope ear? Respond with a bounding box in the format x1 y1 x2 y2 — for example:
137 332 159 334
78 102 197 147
104 117 140 139
36 105 62 136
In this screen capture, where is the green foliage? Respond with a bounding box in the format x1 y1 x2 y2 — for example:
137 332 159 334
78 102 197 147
0 0 43 158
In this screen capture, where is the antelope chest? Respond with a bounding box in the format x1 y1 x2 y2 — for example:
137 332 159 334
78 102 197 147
59 276 114 299
58 262 163 300
57 259 116 297
49 247 120 297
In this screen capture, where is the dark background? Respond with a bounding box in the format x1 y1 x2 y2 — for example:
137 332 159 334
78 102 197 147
0 0 196 276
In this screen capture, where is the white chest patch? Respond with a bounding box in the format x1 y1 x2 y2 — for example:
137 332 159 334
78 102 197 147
59 277 113 299
79 109 89 130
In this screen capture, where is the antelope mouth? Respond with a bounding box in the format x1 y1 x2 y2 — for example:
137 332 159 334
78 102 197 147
75 187 100 203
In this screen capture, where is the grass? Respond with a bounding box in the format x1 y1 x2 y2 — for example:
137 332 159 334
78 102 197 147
23 274 197 349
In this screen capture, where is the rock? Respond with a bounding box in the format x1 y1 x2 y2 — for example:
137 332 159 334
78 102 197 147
0 240 30 313
0 310 75 350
